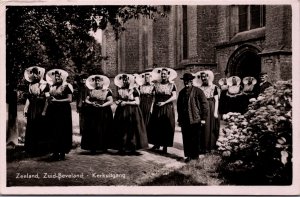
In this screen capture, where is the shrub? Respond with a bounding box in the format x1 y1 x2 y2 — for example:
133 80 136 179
217 80 292 184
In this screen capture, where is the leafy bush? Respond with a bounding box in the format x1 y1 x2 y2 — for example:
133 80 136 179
217 80 292 184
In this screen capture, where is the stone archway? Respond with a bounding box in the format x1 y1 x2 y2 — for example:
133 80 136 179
225 44 262 80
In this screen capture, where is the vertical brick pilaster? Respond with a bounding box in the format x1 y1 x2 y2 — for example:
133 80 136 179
187 5 198 58
147 18 153 69
265 5 291 51
139 17 144 72
123 19 140 73
197 5 218 64
101 24 117 77
176 5 183 66
168 6 176 68
152 13 169 67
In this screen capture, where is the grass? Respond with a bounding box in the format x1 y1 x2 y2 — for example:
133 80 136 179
142 171 203 186
142 152 227 186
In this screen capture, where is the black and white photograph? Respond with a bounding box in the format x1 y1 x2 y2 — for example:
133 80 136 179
1 0 300 195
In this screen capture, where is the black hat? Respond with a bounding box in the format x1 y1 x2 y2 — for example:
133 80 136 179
260 72 268 76
180 73 195 81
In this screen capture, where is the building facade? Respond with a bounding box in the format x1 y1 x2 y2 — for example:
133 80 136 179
101 5 292 91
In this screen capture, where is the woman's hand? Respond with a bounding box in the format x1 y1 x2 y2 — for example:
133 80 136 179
41 111 46 116
214 113 218 119
92 102 99 107
96 104 103 107
120 101 127 106
50 97 57 102
157 102 165 107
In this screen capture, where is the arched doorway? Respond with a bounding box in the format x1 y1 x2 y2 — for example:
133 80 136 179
225 44 261 80
222 44 262 114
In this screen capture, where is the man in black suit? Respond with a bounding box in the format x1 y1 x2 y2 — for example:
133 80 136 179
259 72 272 93
177 73 209 162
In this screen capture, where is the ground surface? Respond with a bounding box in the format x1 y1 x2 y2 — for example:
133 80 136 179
7 103 226 186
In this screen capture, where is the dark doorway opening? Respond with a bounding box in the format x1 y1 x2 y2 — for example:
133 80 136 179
235 51 261 80
226 44 261 80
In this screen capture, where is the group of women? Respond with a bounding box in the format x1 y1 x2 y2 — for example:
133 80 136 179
23 66 225 161
24 67 73 160
79 67 178 155
218 76 259 114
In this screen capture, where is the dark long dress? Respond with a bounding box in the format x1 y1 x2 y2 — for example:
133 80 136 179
241 83 259 113
139 84 155 128
81 89 113 151
46 83 73 154
199 84 219 152
226 85 243 113
218 85 229 115
148 82 176 147
24 81 49 154
114 87 148 151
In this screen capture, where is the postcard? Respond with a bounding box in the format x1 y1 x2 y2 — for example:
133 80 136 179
1 0 300 195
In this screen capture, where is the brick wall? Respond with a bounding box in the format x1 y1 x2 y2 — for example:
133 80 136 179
152 15 170 68
216 6 228 43
264 5 292 51
187 6 198 58
279 55 292 80
261 53 292 82
124 19 140 73
260 5 292 82
283 5 292 51
101 24 118 78
101 5 292 96
168 6 175 69
197 6 218 64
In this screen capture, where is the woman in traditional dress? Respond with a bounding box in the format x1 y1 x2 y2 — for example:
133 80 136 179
218 77 229 115
194 70 220 153
148 67 177 153
241 76 258 113
23 66 49 155
226 76 243 113
81 75 113 154
138 72 155 130
113 74 148 155
45 69 73 161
